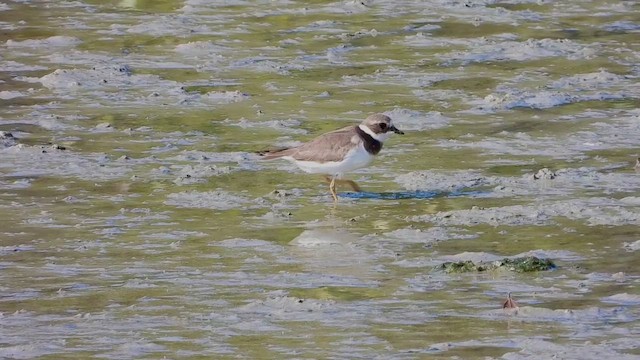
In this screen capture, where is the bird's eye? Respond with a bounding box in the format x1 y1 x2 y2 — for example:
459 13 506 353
379 123 387 129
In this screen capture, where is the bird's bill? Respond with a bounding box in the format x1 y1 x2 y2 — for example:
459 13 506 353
390 125 404 135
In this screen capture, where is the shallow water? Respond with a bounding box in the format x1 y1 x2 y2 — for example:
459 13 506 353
1 0 640 358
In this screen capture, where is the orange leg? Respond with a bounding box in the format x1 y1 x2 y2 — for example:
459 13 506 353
323 176 362 197
328 177 338 202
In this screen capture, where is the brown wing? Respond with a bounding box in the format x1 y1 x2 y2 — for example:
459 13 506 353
262 126 359 162
290 126 360 162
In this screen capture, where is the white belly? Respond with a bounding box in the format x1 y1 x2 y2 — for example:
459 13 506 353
285 144 374 176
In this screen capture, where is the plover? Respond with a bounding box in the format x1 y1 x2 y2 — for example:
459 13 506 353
260 113 404 201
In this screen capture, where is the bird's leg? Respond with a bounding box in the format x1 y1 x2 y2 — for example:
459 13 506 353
329 176 338 202
323 176 339 201
323 176 361 192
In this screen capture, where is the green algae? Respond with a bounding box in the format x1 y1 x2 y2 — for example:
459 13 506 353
436 256 557 273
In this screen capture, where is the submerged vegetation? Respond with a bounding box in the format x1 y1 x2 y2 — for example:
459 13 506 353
436 256 557 273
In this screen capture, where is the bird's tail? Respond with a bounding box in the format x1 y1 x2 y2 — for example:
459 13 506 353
257 147 293 160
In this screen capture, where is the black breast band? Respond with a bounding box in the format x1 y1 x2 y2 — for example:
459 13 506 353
355 126 382 155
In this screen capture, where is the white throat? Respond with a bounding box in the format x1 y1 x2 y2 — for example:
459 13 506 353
358 124 391 142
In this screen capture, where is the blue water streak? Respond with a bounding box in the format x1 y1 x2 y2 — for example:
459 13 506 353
339 190 487 200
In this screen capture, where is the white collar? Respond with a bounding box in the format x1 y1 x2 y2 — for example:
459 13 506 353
358 124 391 142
